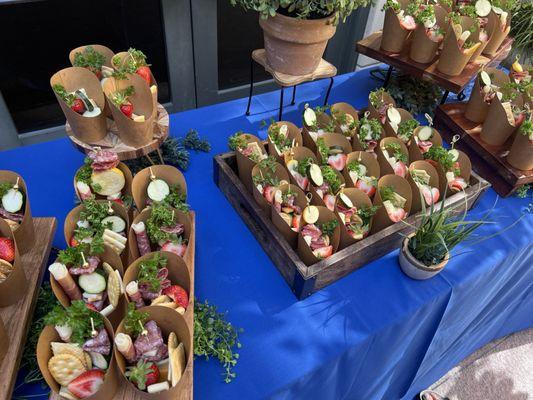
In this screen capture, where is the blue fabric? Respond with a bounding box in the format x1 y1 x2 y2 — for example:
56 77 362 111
3 67 532 400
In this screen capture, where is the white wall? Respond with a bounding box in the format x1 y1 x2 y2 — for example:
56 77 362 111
356 0 386 70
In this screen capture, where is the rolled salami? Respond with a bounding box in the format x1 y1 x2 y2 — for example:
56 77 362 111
115 332 136 363
49 262 82 300
126 280 145 308
132 221 151 256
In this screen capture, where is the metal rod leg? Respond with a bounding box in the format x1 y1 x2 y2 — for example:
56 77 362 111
156 148 165 165
245 58 254 116
324 77 334 106
291 86 297 105
279 87 285 121
383 66 393 88
457 90 466 101
440 90 449 105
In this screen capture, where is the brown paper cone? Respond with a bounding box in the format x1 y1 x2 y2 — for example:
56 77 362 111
335 188 373 249
330 102 360 142
368 91 396 121
352 121 385 153
69 45 115 69
409 5 447 64
381 0 412 53
124 251 192 324
270 184 308 248
51 67 108 144
74 162 133 206
430 150 471 196
114 306 192 400
408 127 443 162
507 131 533 171
37 317 118 400
316 133 353 165
383 108 414 137
297 206 341 266
371 174 412 234
302 112 335 153
467 24 489 62
436 18 481 76
50 246 125 328
283 146 318 190
234 134 266 194
465 68 510 123
0 170 35 254
480 94 523 146
343 151 381 186
309 169 346 209
0 317 7 368
407 161 440 213
112 51 158 88
131 165 187 211
102 73 155 147
251 161 290 213
0 218 26 306
267 121 303 163
376 137 410 176
128 207 191 263
482 11 511 56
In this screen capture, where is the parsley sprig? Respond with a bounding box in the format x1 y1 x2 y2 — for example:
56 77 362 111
0 182 13 198
163 184 190 213
124 303 149 337
385 142 408 163
319 219 339 237
74 199 113 254
138 253 168 293
397 119 420 142
228 131 248 151
52 84 76 107
321 166 342 194
146 202 177 243
296 157 313 177
73 46 106 74
424 146 455 172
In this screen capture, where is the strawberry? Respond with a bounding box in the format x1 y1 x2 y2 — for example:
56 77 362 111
514 112 525 127
71 98 86 114
323 194 336 211
125 360 159 391
294 174 309 191
69 236 79 247
163 285 189 309
86 303 98 312
393 161 407 178
136 66 152 85
263 186 276 204
292 214 302 232
0 237 15 263
388 207 407 222
327 154 347 171
312 245 333 259
111 198 124 206
120 103 134 118
67 370 105 398
422 186 440 205
161 240 187 257
355 178 376 197
400 15 416 30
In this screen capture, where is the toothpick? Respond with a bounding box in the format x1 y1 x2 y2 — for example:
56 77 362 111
108 201 114 215
81 252 88 268
306 192 313 205
14 177 19 190
425 113 433 127
358 152 362 162
90 317 98 337
171 210 175 222
364 111 370 118
451 134 460 150
139 321 147 336
149 167 156 181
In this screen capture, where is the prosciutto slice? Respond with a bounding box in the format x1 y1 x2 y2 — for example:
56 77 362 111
88 150 119 171
0 207 23 222
83 328 111 355
161 223 184 235
69 256 100 275
301 224 322 240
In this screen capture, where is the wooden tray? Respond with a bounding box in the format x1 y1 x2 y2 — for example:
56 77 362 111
356 31 513 94
66 103 169 161
0 217 57 400
434 102 532 197
50 212 196 400
214 151 490 300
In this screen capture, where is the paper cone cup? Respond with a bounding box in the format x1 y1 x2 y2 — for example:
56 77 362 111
381 0 411 53
467 24 489 62
407 160 440 213
430 150 472 195
37 317 118 400
316 133 353 165
368 91 396 121
330 102 360 142
74 162 133 206
0 317 7 368
251 161 290 213
408 127 443 161
309 169 346 209
343 151 381 186
112 52 158 88
267 121 303 163
352 122 385 153
51 67 108 144
283 146 318 190
234 134 266 194
270 184 307 248
383 108 414 137
483 11 511 56
507 131 533 171
302 112 334 153
50 246 125 328
131 165 187 211
114 306 192 400
124 251 192 324
376 137 410 176
0 218 26 306
128 207 191 263
335 188 373 249
409 5 447 64
0 170 35 254
102 73 155 147
69 45 115 69
297 206 341 266
465 68 510 123
437 18 481 76
480 94 523 146
371 174 412 234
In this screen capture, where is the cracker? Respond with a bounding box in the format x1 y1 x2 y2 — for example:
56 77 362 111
171 342 186 387
51 342 87 368
151 295 170 305
0 259 13 274
158 301 178 309
84 353 93 369
102 262 114 275
48 354 86 386
107 269 122 308
103 229 127 244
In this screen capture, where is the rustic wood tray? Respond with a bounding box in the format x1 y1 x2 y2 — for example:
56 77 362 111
0 217 57 400
356 31 513 94
214 151 490 300
50 212 195 400
434 102 532 197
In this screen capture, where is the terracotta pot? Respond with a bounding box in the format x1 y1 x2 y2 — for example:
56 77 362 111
259 13 336 75
507 131 533 171
398 235 449 280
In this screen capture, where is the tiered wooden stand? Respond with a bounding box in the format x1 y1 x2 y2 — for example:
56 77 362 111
435 103 532 197
0 218 57 400
214 148 490 300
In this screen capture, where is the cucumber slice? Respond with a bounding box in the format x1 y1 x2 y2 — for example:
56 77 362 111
101 216 126 233
449 149 459 162
309 164 323 186
418 126 433 141
286 159 298 172
2 188 23 213
475 0 491 17
387 107 401 125
75 89 94 112
279 124 289 137
147 179 170 202
339 192 353 208
304 108 317 127
328 146 344 155
480 71 492 86
78 272 107 294
89 351 108 370
492 6 503 15
303 206 319 224
83 107 101 118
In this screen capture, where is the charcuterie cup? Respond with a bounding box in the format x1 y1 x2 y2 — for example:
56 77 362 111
371 174 412 234
271 184 308 248
335 188 373 249
406 160 440 213
0 218 27 306
251 161 290 213
465 68 510 123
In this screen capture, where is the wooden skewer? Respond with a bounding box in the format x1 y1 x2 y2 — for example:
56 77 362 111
81 252 88 268
108 201 114 215
14 177 19 190
149 167 156 181
90 317 98 337
139 321 147 336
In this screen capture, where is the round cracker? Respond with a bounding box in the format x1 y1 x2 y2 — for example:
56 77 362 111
51 342 87 368
107 269 122 308
48 353 86 386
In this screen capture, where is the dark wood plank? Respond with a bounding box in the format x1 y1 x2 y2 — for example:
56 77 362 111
0 217 57 400
356 32 512 93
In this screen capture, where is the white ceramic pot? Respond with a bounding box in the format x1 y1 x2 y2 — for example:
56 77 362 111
398 235 449 280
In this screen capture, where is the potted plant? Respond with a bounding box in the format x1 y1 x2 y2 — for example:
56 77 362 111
230 0 371 75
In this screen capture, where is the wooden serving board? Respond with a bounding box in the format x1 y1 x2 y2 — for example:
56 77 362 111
356 31 512 94
434 102 533 197
50 213 195 400
0 217 57 400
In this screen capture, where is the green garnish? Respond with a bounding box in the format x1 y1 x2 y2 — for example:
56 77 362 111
357 204 380 226
380 185 396 203
414 4 435 25
397 119 420 142
228 131 248 151
252 156 281 187
369 88 387 108
268 121 293 153
52 84 76 107
424 146 455 172
112 48 149 78
126 360 155 390
358 117 382 149
317 138 330 165
73 46 106 74
58 245 91 266
73 199 112 255
110 85 135 107
138 253 167 293
382 0 401 12
319 219 339 237
385 142 408 163
163 184 190 213
296 157 313 177
519 119 533 138
0 182 13 198
146 202 177 244
321 166 342 194
124 303 149 337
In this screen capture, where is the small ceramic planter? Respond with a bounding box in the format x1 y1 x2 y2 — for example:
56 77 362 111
398 235 449 280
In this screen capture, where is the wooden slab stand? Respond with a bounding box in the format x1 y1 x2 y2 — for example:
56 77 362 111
434 102 532 197
356 32 513 94
214 151 490 300
0 217 57 400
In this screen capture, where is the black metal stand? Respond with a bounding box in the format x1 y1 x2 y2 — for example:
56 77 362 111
440 90 449 105
383 65 393 88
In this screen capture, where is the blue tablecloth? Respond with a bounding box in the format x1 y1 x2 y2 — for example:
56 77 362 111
3 67 532 400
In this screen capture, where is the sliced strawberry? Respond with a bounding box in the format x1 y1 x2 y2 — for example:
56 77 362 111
515 112 525 127
71 98 86 114
292 214 302 232
136 66 152 85
0 237 15 263
417 140 433 154
161 240 187 257
327 153 347 171
263 186 276 204
67 370 105 398
422 186 440 205
323 194 336 211
86 303 98 312
449 178 467 192
294 174 309 191
163 285 189 309
125 360 160 391
393 161 407 178
120 103 133 118
400 15 416 30
388 207 407 222
355 178 376 197
312 245 333 259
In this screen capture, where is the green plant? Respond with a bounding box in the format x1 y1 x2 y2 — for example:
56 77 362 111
321 165 342 193
515 184 531 198
510 1 533 58
73 46 106 74
386 73 443 116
